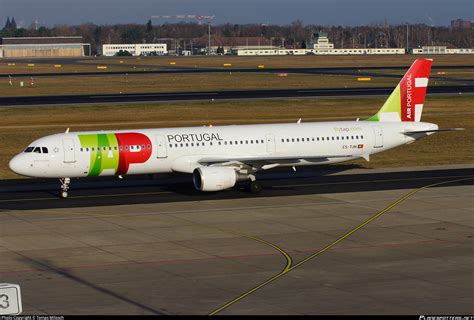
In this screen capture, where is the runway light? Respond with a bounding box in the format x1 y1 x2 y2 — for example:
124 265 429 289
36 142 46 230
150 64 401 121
97 66 108 69
357 77 371 81
258 65 265 68
223 63 232 67
27 64 34 67
54 64 62 68
170 61 176 65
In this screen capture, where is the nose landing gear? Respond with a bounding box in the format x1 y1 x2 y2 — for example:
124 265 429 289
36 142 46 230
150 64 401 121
59 178 70 199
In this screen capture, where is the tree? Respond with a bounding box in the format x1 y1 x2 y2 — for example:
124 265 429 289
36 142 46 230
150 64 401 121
121 25 145 43
146 19 153 33
115 50 132 56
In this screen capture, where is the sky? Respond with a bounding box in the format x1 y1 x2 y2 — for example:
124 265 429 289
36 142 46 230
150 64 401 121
0 0 472 27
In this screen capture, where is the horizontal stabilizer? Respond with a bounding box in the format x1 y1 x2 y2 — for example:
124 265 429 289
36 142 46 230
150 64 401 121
402 128 464 135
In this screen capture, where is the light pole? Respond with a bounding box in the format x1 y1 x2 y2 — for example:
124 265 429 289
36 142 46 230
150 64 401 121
406 23 409 53
208 21 211 55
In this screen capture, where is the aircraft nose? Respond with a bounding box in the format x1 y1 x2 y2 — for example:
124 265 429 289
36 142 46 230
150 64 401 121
9 154 30 176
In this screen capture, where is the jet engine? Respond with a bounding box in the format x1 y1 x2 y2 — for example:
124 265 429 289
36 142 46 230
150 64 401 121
193 167 238 191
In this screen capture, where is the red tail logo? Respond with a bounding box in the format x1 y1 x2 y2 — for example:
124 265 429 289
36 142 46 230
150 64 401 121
400 59 432 122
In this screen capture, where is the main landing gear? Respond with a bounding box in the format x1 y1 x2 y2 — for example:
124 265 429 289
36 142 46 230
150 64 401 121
59 178 70 199
249 180 263 193
246 174 263 193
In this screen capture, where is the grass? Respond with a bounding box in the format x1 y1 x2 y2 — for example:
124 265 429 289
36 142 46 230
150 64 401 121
1 54 472 75
1 94 472 179
0 73 402 97
80 54 474 69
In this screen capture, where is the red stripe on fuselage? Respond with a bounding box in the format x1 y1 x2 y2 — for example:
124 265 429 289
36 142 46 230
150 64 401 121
115 133 152 175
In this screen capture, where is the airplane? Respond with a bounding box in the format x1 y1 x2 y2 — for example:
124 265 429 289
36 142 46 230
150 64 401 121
9 59 461 198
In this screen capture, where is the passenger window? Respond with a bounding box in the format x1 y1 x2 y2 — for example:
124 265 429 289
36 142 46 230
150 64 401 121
240 141 243 144
119 146 123 151
125 146 128 150
191 143 194 147
337 137 339 140
142 144 145 149
147 144 151 149
312 138 315 141
261 140 264 143
86 147 89 152
229 141 232 145
291 138 295 142
317 137 320 141
42 147 48 153
92 147 95 151
180 143 183 147
281 139 284 143
169 144 173 148
361 135 364 139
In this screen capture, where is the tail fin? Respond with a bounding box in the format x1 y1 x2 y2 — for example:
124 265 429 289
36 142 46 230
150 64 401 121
368 59 432 122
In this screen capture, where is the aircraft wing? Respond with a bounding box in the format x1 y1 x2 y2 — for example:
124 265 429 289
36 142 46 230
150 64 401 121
197 154 353 169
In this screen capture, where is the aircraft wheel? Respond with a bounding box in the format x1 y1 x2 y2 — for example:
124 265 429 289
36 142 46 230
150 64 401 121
60 191 68 199
249 181 263 193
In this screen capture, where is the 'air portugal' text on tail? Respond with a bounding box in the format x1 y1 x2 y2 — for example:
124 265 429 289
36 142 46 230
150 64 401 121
368 59 432 122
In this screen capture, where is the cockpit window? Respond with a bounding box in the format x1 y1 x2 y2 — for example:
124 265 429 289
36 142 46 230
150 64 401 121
24 147 34 153
42 147 48 154
33 147 41 153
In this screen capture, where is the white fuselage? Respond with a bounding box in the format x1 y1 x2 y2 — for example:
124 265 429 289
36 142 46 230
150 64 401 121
9 120 437 179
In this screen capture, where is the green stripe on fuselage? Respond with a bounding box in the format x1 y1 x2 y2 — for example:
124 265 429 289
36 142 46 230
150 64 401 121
78 133 119 176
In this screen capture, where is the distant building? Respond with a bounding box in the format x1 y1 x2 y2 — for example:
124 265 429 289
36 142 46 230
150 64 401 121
0 36 90 58
411 46 474 54
233 47 405 56
192 35 274 54
450 19 473 30
306 32 334 51
3 17 17 30
101 43 167 56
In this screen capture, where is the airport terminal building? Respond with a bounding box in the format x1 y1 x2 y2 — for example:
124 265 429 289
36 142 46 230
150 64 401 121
101 43 168 56
0 36 90 58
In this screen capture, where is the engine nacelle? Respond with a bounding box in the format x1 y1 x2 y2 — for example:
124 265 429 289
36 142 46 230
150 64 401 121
193 166 238 192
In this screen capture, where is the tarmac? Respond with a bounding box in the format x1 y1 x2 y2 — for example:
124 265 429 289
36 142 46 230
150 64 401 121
0 165 473 314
